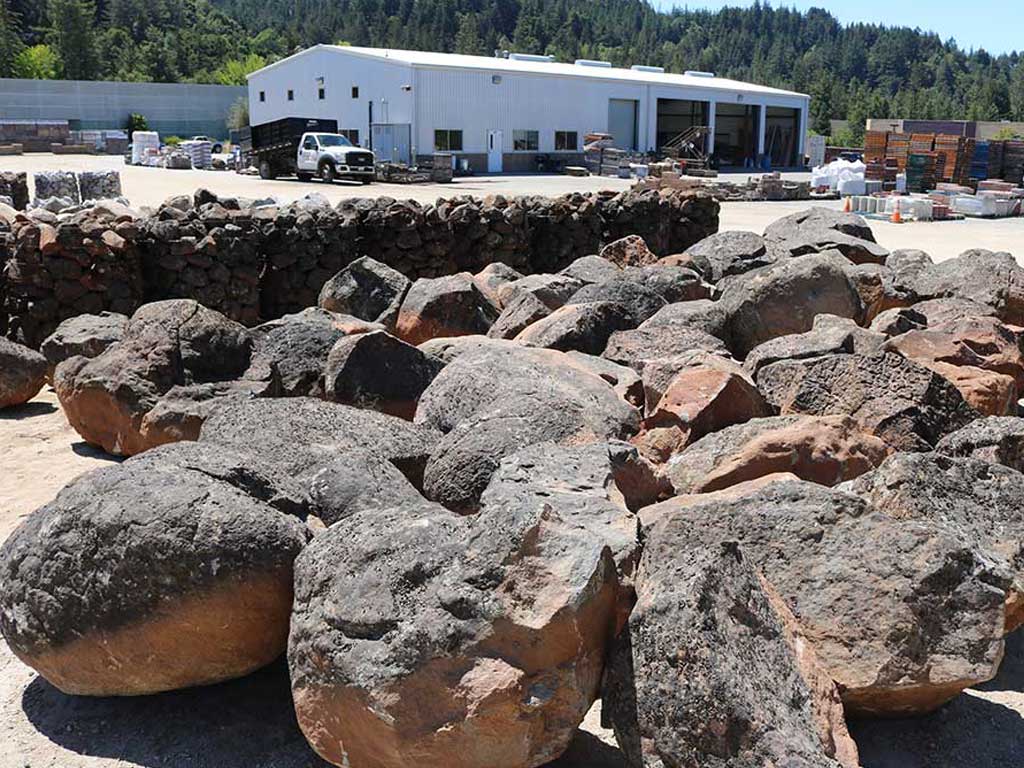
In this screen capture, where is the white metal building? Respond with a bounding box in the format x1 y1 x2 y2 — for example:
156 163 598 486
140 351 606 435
247 45 810 172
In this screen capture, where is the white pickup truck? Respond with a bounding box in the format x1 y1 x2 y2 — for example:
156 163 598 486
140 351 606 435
250 118 376 184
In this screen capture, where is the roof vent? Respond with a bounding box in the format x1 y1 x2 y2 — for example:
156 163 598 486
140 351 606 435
631 65 665 73
575 59 613 68
508 53 555 63
684 70 715 78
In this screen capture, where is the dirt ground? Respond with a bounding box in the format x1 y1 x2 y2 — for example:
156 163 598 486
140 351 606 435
2 153 1023 263
1 391 1024 767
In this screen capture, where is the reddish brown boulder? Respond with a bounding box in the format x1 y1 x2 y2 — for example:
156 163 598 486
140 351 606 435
664 414 890 494
599 234 658 267
632 364 771 463
394 273 500 345
0 337 47 409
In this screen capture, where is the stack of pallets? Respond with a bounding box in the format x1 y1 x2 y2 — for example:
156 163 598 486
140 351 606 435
1004 141 1024 185
969 141 990 182
988 140 1006 179
886 133 911 171
910 133 934 153
864 131 888 163
933 134 971 184
906 152 938 192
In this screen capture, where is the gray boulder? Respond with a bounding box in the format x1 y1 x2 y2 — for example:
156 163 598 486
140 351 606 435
515 301 634 355
620 264 713 303
395 273 500 345
0 445 309 696
902 250 1024 325
568 277 667 325
495 273 584 310
936 416 1024 471
486 291 553 339
744 314 885 378
0 337 48 409
603 324 729 374
472 262 524 307
764 207 876 245
684 230 774 283
308 447 425 526
39 312 128 379
317 256 411 330
559 254 622 285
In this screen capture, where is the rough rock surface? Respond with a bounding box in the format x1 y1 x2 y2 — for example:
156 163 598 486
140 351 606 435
633 364 771 463
603 325 729 374
307 447 425 526
936 416 1024 471
664 414 890 494
899 250 1024 325
324 330 444 420
558 254 621 285
39 312 128 379
744 314 885 378
515 301 633 355
496 273 585 310
0 337 48 409
619 265 712 303
756 352 979 451
637 479 1011 716
684 230 773 284
395 273 500 345
0 444 309 696
54 300 264 455
599 234 658 267
845 262 917 322
603 542 858 768
639 298 731 342
471 262 524 307
317 256 410 330
486 292 553 340
201 396 442 490
764 207 877 245
288 498 618 768
870 306 927 336
638 350 746 416
567 277 667 326
719 252 864 357
843 451 1024 631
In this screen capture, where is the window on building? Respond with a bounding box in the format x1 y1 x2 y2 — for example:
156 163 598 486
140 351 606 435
513 129 539 151
340 129 360 145
259 91 265 102
352 86 359 99
434 129 463 152
555 131 578 151
287 89 294 101
318 87 325 100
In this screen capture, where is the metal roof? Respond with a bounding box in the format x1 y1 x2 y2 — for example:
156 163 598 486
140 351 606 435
249 45 809 100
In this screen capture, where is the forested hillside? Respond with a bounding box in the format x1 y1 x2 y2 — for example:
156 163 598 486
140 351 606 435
1 0 1023 137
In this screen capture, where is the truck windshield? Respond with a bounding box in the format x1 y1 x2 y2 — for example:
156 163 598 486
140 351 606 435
316 134 353 147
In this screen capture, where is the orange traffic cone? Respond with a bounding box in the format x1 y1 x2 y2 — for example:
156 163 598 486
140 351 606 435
843 196 851 213
891 205 902 223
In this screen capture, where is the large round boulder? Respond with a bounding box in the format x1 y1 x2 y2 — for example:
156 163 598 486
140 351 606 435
39 311 128 380
0 337 47 409
317 256 411 330
395 273 500 345
0 443 310 696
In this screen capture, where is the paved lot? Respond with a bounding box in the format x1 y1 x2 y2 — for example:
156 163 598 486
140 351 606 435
3 154 1021 263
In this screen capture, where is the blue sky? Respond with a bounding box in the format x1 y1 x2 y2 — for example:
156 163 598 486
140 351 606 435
653 1 1020 55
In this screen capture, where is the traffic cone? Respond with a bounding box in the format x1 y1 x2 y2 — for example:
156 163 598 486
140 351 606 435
843 196 851 213
891 204 902 224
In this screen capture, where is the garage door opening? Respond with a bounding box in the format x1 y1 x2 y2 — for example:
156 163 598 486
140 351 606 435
656 98 709 150
714 103 760 167
608 99 638 151
766 107 800 167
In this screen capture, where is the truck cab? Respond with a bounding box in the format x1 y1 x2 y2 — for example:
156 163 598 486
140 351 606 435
296 133 375 184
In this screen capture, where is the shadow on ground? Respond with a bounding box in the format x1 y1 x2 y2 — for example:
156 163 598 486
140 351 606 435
0 400 57 420
70 441 122 462
19 653 627 768
851 631 1024 768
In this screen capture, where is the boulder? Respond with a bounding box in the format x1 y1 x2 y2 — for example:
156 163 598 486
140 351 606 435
0 446 309 696
39 312 128 379
0 337 48 409
486 291 553 339
869 306 927 336
633 364 771 463
567 277 667 325
563 351 645 410
768 225 890 265
495 273 584 310
603 543 858 768
902 250 1024 324
600 234 658 267
719 252 864 357
845 262 917 322
844 451 1024 630
756 352 978 451
324 330 444 420
308 447 425 526
637 479 1011 715
936 416 1024 471
664 414 890 494
251 308 382 398
415 344 639 511
558 254 621 285
289 499 618 768
764 207 877 245
683 230 773 283
472 262 524 307
317 256 411 330
619 264 713 303
417 335 515 365
515 301 633 355
639 349 746 415
395 273 500 345
910 296 997 326
200 396 442 490
54 300 261 456
639 298 731 342
602 324 729 374
744 314 885 378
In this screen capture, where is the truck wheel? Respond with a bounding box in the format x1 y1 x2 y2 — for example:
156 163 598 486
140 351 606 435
319 161 337 183
296 172 313 182
259 160 275 180
360 178 373 185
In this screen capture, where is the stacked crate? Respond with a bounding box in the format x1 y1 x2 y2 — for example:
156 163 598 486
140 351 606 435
906 152 938 193
988 140 1005 180
933 134 971 185
1004 141 1024 185
864 131 888 162
886 133 911 171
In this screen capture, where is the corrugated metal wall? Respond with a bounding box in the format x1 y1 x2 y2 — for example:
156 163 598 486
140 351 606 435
0 79 246 137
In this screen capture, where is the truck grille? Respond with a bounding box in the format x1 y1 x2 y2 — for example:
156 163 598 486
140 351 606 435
347 152 374 166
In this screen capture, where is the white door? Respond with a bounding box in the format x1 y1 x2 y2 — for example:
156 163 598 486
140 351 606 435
608 99 638 150
298 136 319 171
487 130 503 173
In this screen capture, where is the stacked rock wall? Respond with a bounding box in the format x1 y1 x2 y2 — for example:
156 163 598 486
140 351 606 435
2 210 143 347
0 172 29 211
2 187 719 345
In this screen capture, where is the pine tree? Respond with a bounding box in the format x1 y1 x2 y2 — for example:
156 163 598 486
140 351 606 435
455 12 482 55
47 0 99 79
0 0 23 77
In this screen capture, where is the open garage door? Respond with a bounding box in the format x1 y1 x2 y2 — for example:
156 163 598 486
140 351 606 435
766 107 800 167
714 103 760 167
608 99 638 151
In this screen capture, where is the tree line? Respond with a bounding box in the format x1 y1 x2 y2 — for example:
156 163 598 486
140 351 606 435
1 0 1022 140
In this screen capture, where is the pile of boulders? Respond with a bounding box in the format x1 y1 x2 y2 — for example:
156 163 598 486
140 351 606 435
6 205 1024 768
0 171 29 211
1 201 143 347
